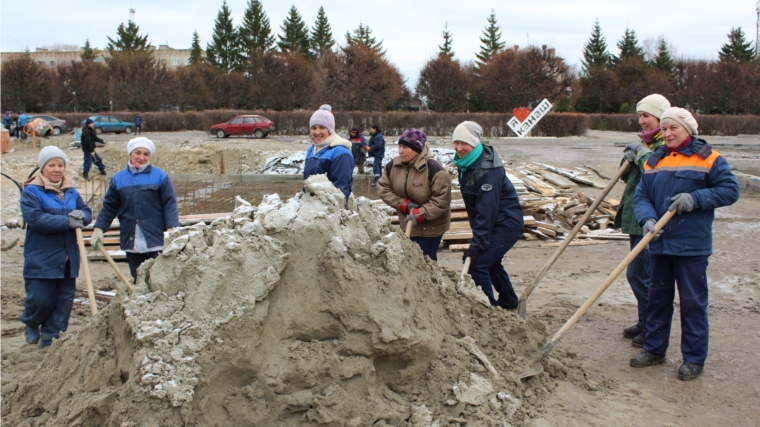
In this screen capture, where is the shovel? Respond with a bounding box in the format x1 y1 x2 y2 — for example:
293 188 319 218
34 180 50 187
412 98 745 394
75 228 98 316
405 220 413 238
95 245 134 294
519 208 675 380
517 160 631 319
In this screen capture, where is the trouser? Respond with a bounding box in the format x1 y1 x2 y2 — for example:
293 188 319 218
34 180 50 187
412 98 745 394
372 157 382 182
83 151 105 174
21 261 76 342
356 163 365 174
126 251 160 282
136 125 142 135
411 235 443 261
468 237 519 308
644 254 710 364
627 234 651 329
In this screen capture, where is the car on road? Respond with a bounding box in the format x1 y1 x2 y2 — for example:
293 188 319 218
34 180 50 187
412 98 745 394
28 115 69 136
209 115 274 139
80 115 135 135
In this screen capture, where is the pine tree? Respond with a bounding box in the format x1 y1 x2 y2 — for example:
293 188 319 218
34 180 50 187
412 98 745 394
719 27 755 63
278 5 311 57
239 0 275 57
438 23 454 57
475 10 505 70
106 21 152 56
652 38 673 73
310 6 335 59
206 0 242 72
612 27 644 65
344 23 385 55
81 39 96 61
581 18 610 75
189 31 204 66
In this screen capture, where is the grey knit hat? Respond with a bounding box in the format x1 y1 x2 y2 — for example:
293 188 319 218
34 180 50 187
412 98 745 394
38 146 69 169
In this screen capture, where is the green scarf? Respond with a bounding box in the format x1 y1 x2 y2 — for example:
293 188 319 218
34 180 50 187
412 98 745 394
452 144 483 179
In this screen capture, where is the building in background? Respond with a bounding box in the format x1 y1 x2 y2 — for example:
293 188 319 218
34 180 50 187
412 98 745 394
0 45 197 68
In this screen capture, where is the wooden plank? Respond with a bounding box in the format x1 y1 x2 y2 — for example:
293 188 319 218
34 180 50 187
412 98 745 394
539 240 610 248
535 170 576 188
521 175 557 197
584 165 613 180
607 198 621 208
442 233 473 241
392 210 469 224
536 227 557 237
576 234 628 240
524 228 550 240
523 215 536 226
1 238 19 251
449 243 470 252
535 221 559 231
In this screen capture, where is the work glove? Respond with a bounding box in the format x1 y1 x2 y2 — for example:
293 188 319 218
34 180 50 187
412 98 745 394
623 142 643 163
67 212 85 229
364 146 370 152
669 193 694 215
462 248 480 264
642 219 663 241
399 198 419 215
91 228 105 249
403 208 424 226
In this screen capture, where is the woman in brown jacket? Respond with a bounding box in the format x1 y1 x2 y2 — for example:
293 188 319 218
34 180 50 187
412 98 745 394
378 128 452 260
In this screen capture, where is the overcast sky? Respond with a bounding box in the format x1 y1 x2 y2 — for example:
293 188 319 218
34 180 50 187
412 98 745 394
2 0 758 88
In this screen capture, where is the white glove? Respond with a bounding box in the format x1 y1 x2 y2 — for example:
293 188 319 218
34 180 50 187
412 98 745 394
91 228 105 250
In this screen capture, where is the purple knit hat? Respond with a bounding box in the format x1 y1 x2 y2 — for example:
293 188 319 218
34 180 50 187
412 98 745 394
309 104 335 134
398 128 427 153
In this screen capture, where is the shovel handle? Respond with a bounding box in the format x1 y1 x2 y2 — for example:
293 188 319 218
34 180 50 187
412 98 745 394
97 244 134 293
405 220 413 238
461 257 472 278
518 160 631 305
75 228 97 316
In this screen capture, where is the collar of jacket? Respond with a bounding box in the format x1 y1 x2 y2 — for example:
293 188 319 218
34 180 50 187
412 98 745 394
127 163 153 175
646 137 712 168
393 145 432 171
316 133 351 150
470 144 502 170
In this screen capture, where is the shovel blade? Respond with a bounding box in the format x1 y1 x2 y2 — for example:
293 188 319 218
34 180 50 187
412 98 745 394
518 360 544 380
517 299 527 319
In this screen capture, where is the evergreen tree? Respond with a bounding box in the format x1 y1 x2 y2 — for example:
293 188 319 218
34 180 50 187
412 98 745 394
278 5 311 57
81 39 96 61
310 6 335 59
581 18 610 75
106 21 152 56
344 23 385 55
189 31 204 66
719 27 755 62
239 0 275 57
652 38 674 73
438 23 454 57
206 0 242 72
612 27 644 65
475 10 505 70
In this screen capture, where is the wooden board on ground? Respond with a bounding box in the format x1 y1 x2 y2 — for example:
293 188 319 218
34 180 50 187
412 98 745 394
539 240 611 248
535 171 576 189
87 250 126 261
442 233 473 241
449 243 470 252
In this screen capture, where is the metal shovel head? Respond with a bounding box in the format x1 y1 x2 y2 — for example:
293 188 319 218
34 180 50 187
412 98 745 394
519 339 560 380
517 298 527 319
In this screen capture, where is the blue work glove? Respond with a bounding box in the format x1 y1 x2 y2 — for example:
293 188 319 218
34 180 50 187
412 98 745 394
642 219 663 241
669 193 694 214
623 143 643 163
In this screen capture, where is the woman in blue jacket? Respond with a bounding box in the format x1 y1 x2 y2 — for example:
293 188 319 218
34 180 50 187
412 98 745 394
303 105 353 201
91 137 180 281
452 121 524 309
630 107 739 380
21 146 92 349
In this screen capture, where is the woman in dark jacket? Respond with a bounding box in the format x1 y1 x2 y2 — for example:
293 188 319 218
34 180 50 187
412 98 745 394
348 128 368 174
452 121 524 309
630 107 739 380
367 124 385 186
21 146 92 349
92 137 180 281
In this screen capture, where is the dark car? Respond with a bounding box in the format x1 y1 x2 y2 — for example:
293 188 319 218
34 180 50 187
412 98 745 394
209 115 274 139
80 115 135 135
28 115 68 135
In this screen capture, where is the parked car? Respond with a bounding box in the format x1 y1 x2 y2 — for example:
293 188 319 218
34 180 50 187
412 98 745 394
28 115 68 136
80 115 135 135
209 115 274 139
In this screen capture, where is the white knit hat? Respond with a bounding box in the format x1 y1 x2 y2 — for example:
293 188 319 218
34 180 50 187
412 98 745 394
636 94 671 119
661 107 699 136
452 121 483 147
309 105 336 135
127 137 156 155
38 146 69 169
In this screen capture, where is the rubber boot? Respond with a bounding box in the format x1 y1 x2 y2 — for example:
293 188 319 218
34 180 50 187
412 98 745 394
25 326 39 345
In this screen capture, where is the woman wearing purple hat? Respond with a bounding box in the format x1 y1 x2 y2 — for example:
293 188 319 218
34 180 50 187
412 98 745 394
378 128 451 260
303 105 354 200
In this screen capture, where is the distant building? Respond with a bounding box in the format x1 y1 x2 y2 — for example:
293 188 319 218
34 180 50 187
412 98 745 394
0 45 200 68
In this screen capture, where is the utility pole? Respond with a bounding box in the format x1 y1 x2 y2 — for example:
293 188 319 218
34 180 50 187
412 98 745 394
129 7 136 23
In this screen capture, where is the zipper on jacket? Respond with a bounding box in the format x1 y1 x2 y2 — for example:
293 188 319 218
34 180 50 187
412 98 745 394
404 164 410 199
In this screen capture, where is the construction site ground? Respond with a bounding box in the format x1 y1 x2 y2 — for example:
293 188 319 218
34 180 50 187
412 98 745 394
2 130 759 426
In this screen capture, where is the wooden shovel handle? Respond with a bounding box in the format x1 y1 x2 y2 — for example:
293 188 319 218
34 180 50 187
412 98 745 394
97 245 134 293
461 257 472 278
405 220 413 238
75 228 97 315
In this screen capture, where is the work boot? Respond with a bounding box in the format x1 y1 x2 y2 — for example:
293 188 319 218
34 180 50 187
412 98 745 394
25 326 39 345
630 350 665 367
677 361 704 381
98 168 107 176
38 338 53 350
631 331 645 347
623 324 643 338
498 299 518 311
82 172 90 181
370 181 377 187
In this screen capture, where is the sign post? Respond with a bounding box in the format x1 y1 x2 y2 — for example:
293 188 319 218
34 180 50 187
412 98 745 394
506 99 553 137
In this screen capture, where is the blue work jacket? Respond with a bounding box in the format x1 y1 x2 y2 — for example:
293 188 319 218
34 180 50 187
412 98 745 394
304 143 354 201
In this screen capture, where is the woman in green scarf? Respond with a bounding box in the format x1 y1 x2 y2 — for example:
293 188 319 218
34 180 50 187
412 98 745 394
452 121 524 309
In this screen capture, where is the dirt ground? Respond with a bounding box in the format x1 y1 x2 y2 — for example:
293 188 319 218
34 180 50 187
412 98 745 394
2 130 760 426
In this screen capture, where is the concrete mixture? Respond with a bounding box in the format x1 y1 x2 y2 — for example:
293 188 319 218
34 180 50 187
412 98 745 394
2 175 587 426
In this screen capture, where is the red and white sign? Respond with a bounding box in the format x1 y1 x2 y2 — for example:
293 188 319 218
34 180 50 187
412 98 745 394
506 99 553 137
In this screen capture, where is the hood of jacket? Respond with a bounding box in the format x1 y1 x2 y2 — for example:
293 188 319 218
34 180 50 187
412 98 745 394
313 132 351 150
24 172 76 194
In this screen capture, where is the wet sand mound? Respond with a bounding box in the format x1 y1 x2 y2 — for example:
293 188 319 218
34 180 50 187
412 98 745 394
2 175 584 426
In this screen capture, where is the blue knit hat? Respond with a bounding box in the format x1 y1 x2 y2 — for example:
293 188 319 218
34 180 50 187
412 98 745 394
85 118 93 126
398 128 427 153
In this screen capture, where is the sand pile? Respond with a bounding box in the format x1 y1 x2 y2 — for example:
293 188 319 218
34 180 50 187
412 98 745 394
2 175 585 426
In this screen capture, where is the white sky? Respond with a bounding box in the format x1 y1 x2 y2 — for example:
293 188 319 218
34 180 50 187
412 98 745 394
2 0 758 88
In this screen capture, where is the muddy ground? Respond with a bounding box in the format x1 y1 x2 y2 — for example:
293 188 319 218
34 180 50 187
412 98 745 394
2 130 760 426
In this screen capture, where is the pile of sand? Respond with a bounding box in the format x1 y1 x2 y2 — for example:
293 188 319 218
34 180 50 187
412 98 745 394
2 175 585 426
